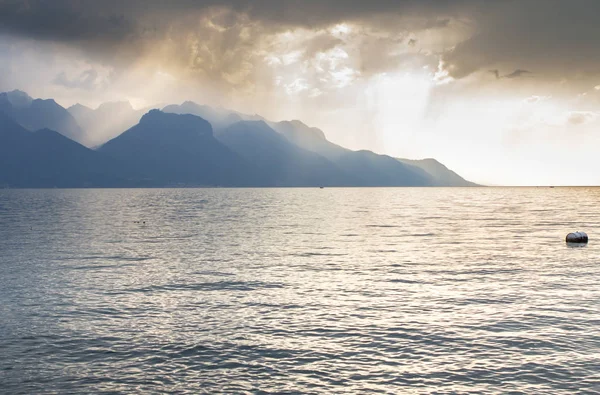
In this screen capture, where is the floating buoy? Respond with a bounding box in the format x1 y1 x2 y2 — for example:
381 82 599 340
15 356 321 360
566 232 588 244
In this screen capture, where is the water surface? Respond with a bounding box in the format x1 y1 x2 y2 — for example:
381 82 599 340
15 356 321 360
1 188 599 393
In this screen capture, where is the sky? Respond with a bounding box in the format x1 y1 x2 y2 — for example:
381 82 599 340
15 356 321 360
1 0 599 185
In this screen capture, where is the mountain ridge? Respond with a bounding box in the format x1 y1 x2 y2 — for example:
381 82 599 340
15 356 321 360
98 110 259 187
0 90 86 144
0 90 479 188
217 120 356 187
68 100 149 147
0 112 137 188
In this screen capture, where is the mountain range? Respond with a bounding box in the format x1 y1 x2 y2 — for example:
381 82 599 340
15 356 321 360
0 112 135 188
0 90 478 188
0 90 85 144
68 101 148 148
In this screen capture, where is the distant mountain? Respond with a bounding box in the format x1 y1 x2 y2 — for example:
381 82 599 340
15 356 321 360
0 90 478 188
3 89 32 108
0 112 134 188
338 150 432 186
98 110 256 186
163 101 264 131
0 90 86 144
396 158 478 187
68 103 94 123
271 120 341 157
272 119 432 186
217 120 355 186
68 101 148 147
161 103 475 186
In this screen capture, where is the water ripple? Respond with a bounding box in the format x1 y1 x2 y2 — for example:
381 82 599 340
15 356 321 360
1 187 599 393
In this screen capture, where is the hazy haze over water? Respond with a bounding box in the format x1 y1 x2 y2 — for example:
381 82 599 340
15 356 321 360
1 188 599 393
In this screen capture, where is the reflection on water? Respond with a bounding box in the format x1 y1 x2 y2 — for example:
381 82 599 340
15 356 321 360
566 243 588 249
1 188 599 393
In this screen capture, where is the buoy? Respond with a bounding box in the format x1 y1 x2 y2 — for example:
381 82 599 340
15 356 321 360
566 232 588 244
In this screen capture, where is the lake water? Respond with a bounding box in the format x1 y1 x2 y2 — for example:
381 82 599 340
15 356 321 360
1 188 599 394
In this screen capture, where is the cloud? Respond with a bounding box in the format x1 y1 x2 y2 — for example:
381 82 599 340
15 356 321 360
0 1 465 86
441 0 600 85
524 95 550 103
433 60 453 85
0 1 598 81
1 0 600 117
303 33 344 58
53 69 102 90
566 111 597 125
0 1 465 38
489 69 531 80
504 69 531 79
0 1 133 43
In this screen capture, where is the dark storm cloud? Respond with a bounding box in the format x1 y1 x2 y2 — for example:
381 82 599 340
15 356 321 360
0 1 133 42
441 0 600 80
0 0 466 40
1 0 599 87
0 0 470 93
0 1 449 80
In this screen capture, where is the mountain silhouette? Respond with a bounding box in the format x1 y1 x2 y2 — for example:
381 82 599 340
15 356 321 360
163 101 265 131
68 103 94 123
98 110 256 186
271 120 338 156
68 101 148 147
0 90 86 144
217 120 355 186
0 90 478 188
397 158 478 187
0 112 133 188
272 119 431 186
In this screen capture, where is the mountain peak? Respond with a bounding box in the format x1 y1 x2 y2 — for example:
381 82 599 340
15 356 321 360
276 120 327 141
0 92 85 144
69 103 92 111
99 108 250 187
4 90 33 108
289 119 307 127
139 109 166 123
180 101 208 110
138 110 213 135
32 98 59 107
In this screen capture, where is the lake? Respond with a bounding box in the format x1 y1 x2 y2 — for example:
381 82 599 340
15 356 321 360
1 188 599 393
